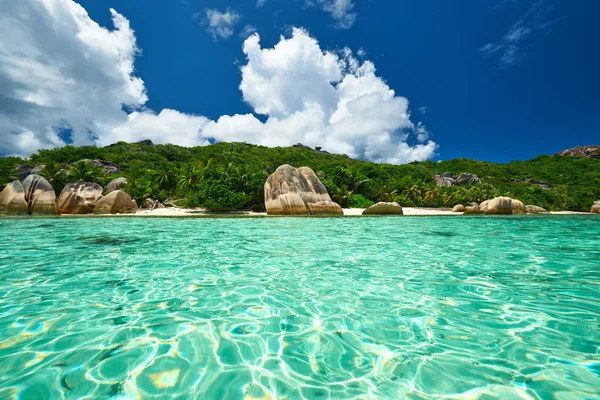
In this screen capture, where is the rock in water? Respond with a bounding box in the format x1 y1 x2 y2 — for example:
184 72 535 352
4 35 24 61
58 182 103 214
0 181 28 215
362 202 403 215
452 204 465 212
526 205 548 214
105 177 127 194
264 165 342 215
479 197 526 215
93 190 138 214
22 174 58 215
591 201 600 214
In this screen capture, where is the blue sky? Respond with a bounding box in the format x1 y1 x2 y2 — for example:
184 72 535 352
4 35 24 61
1 0 598 163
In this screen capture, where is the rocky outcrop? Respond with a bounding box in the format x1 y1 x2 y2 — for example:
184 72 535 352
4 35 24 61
454 173 482 185
591 201 600 214
22 174 59 215
0 181 28 215
433 172 481 187
105 177 127 194
93 190 138 214
463 205 481 215
479 197 526 215
526 205 548 214
264 165 342 215
433 175 454 187
554 145 600 159
362 202 403 215
57 182 103 214
452 204 465 212
141 198 165 210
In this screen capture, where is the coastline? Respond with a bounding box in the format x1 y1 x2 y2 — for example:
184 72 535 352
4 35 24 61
2 207 593 218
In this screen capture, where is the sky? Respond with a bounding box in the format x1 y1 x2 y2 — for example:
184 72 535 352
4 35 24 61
0 0 598 163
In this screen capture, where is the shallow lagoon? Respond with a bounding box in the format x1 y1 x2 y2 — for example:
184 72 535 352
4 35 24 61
0 215 599 399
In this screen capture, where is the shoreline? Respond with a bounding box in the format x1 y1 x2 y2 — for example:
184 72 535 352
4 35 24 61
1 207 595 218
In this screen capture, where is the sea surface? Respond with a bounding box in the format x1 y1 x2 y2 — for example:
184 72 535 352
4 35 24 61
0 215 599 399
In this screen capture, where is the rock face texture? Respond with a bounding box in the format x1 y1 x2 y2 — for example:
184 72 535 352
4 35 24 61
362 202 403 215
58 182 103 214
264 165 342 215
510 178 553 189
463 205 481 215
591 201 600 214
479 197 526 215
0 181 29 215
22 174 59 215
433 172 481 187
554 145 600 159
105 177 127 194
452 204 465 212
93 190 138 214
526 205 548 214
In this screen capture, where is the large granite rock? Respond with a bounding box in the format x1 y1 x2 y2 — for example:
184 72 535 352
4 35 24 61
454 173 481 185
526 205 548 214
452 204 465 212
554 145 600 159
433 174 454 187
22 174 58 215
0 181 28 215
591 201 600 214
479 197 526 215
463 205 481 215
105 177 127 194
362 202 403 215
93 190 138 214
58 182 103 214
264 165 342 215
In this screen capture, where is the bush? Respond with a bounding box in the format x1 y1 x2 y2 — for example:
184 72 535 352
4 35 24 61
347 194 374 208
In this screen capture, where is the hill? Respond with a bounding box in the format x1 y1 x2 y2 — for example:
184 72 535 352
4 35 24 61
1 141 599 211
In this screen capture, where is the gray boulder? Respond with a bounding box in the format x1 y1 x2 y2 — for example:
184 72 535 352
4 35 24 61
105 177 127 194
22 174 58 215
0 181 28 215
264 165 342 215
362 202 403 215
57 182 103 214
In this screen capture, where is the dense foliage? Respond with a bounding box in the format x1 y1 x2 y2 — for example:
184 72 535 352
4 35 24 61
1 141 599 211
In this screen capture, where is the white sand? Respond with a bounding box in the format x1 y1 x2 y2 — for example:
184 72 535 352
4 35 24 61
61 207 594 218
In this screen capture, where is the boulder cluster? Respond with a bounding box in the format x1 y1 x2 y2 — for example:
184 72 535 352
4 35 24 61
0 175 140 216
452 197 549 215
591 201 600 214
433 172 481 187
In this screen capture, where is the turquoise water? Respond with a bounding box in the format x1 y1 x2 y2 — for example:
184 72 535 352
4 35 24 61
0 216 599 399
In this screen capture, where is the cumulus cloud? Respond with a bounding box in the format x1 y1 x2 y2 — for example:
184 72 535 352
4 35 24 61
0 0 437 164
204 28 437 163
202 8 240 39
0 0 207 155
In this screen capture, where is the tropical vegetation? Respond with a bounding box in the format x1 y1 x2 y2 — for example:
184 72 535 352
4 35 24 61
1 141 599 211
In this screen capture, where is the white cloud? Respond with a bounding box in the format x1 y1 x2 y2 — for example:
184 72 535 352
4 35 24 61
480 1 560 67
204 28 437 163
307 0 356 29
0 1 437 165
239 24 257 39
202 8 240 39
0 0 208 155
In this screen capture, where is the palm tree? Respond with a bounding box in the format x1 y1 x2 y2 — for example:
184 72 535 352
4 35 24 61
70 161 101 182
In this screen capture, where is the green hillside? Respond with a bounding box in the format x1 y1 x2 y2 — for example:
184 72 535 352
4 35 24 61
1 141 599 211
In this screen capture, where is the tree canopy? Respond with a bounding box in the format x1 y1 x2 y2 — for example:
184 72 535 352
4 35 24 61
1 141 598 211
